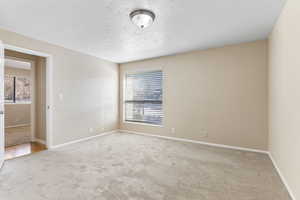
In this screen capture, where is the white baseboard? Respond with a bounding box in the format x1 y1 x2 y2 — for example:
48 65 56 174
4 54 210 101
119 129 269 154
32 138 46 145
49 130 118 149
23 128 296 200
268 153 296 200
5 124 30 129
120 129 296 199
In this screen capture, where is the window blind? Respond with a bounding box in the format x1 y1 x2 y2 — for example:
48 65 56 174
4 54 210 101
125 70 163 125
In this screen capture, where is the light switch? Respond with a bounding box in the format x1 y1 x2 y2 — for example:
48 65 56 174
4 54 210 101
59 93 63 101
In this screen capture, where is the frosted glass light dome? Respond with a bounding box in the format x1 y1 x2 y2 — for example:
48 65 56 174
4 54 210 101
130 9 155 29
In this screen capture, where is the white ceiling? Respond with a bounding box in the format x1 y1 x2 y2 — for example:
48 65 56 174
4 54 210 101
0 0 286 63
5 58 31 70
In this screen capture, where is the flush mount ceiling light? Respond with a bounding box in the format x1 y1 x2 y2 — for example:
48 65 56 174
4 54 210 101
130 9 155 29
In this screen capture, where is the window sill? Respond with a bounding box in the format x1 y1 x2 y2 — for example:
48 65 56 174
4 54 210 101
123 121 163 128
5 102 32 105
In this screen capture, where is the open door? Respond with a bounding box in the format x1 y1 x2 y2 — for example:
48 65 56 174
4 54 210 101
0 41 4 169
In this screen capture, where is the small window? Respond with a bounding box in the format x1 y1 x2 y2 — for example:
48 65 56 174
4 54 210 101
4 75 14 103
15 77 31 102
124 70 163 125
4 75 31 103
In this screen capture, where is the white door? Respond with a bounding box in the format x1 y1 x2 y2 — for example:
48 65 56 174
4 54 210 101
0 40 4 169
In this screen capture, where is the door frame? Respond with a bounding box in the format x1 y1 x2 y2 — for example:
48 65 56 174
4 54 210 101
4 56 36 143
0 41 4 169
4 44 53 149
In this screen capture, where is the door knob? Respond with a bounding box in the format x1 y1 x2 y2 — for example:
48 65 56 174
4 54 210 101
0 111 3 115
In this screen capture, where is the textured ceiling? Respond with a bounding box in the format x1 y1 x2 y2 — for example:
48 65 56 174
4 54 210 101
0 0 286 63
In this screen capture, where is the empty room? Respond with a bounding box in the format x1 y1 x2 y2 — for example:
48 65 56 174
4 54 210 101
0 0 298 199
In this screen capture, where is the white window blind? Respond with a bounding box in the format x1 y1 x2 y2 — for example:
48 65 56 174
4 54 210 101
125 70 163 125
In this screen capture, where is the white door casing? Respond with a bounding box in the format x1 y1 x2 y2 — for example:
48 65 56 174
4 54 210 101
0 40 5 169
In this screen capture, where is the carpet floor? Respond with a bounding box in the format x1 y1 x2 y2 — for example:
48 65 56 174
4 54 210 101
0 132 291 200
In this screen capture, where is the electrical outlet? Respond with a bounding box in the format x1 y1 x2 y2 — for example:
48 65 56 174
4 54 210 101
171 128 175 134
95 127 105 133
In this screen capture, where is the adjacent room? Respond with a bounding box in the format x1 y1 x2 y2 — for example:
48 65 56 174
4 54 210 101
3 50 47 160
0 0 299 199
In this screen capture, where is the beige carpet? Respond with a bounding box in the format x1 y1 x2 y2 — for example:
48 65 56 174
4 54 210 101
0 132 291 200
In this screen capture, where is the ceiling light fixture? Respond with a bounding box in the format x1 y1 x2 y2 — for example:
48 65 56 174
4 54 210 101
130 9 155 29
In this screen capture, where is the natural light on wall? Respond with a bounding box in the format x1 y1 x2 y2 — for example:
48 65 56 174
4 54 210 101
4 59 32 104
5 75 31 103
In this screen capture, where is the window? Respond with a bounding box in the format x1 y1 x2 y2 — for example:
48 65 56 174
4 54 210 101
4 75 31 103
124 70 163 125
4 75 14 103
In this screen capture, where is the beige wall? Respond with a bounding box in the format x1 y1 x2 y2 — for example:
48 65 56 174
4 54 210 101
4 104 30 127
120 40 268 150
35 57 46 140
269 0 300 199
0 28 119 146
5 66 31 77
4 67 31 127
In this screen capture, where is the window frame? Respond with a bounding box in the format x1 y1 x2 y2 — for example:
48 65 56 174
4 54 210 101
123 70 164 127
4 74 32 104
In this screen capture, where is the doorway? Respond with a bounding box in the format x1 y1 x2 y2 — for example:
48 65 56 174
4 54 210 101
0 42 53 168
4 50 47 159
